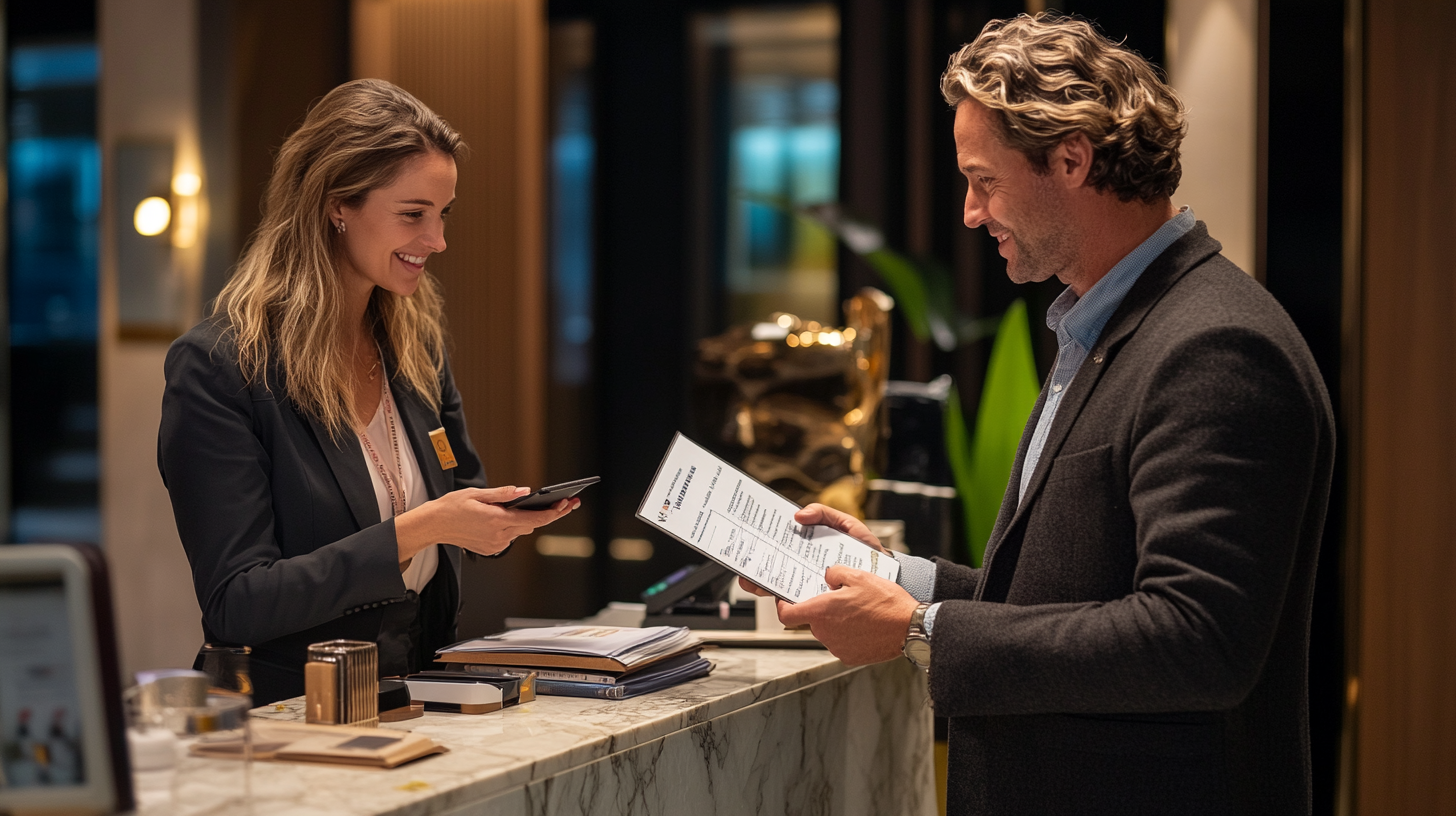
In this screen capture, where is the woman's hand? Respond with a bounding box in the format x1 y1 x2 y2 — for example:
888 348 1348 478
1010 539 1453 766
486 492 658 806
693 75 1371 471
394 486 578 562
737 503 884 597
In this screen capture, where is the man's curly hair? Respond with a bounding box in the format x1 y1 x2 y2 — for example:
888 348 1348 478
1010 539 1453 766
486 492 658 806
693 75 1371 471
941 13 1186 203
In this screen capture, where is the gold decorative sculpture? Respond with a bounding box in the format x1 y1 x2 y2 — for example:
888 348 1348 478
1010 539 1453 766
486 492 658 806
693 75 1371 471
694 288 892 518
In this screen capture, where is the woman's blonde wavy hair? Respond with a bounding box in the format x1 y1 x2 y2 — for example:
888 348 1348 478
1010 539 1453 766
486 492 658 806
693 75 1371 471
940 13 1186 203
213 78 465 437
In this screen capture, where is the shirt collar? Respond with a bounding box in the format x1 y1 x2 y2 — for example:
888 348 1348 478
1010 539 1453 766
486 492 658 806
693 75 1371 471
1047 206 1197 350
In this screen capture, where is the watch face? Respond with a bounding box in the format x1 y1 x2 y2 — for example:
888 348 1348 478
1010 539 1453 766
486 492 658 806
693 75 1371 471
904 637 931 667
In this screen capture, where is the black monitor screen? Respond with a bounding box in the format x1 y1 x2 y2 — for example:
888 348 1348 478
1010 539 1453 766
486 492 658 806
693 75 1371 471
0 577 86 789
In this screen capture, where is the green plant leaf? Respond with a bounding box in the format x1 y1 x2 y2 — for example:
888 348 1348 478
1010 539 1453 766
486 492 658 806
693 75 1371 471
964 299 1041 565
861 248 933 341
943 383 978 566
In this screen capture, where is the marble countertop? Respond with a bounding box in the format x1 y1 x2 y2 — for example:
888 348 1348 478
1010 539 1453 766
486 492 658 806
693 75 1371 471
153 648 850 816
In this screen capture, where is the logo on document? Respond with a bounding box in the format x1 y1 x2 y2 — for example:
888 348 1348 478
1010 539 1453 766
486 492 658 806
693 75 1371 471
659 467 683 522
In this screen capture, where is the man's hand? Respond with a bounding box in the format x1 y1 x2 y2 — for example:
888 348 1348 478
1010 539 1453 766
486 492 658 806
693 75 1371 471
775 565 920 666
794 503 884 551
737 503 885 597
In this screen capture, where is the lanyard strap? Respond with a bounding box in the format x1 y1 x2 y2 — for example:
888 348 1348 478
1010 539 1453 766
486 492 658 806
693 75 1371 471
359 377 408 518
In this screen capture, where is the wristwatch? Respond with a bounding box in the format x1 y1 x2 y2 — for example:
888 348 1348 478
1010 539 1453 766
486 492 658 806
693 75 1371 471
902 603 932 672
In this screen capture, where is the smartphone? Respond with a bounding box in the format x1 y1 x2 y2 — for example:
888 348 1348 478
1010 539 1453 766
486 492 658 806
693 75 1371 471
500 476 601 510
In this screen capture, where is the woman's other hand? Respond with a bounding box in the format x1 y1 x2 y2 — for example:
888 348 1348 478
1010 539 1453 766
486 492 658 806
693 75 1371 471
394 486 578 561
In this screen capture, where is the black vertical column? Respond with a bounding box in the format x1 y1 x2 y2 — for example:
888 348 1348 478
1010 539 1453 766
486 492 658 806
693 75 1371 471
591 1 695 604
1262 1 1347 812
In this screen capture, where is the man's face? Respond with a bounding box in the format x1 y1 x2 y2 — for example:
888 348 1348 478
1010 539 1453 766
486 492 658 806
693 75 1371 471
954 100 1077 285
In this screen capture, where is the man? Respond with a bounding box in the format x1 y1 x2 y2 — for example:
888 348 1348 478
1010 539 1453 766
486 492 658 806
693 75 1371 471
747 14 1334 816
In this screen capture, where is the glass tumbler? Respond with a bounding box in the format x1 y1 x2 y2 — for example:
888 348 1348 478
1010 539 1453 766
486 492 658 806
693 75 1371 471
128 689 253 815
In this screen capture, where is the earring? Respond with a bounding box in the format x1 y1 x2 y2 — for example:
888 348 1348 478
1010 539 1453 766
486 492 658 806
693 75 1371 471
335 221 346 234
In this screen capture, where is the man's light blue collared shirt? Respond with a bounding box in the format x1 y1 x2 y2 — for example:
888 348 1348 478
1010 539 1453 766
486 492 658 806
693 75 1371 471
897 207 1197 637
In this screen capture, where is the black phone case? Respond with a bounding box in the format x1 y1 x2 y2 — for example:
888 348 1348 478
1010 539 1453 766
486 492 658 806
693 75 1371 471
502 476 600 510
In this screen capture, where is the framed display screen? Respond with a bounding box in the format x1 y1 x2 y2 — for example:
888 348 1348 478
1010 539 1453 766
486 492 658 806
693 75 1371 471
0 577 88 788
0 545 132 814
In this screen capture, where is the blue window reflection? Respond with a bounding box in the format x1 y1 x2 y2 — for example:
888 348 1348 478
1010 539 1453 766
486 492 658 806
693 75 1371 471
709 7 840 327
9 138 101 345
6 41 101 544
8 43 100 346
551 75 594 387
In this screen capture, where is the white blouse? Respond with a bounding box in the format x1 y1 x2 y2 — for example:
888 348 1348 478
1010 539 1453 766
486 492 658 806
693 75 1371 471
359 384 436 593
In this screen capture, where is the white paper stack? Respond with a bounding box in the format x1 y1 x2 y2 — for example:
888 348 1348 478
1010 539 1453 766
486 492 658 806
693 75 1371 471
438 626 701 673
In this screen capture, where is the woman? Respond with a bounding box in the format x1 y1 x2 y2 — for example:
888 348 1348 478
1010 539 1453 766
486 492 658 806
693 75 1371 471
158 79 575 704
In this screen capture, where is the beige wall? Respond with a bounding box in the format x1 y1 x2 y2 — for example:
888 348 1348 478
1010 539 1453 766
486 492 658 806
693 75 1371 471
99 0 205 680
1166 0 1259 276
353 0 548 635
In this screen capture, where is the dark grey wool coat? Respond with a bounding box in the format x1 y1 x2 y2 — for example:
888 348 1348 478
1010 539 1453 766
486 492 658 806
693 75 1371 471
928 223 1335 816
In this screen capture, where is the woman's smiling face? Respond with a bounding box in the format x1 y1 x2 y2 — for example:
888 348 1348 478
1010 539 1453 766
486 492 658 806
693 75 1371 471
331 150 457 300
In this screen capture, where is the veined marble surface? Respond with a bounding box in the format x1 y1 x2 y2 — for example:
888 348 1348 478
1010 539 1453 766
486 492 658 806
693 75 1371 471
135 649 935 816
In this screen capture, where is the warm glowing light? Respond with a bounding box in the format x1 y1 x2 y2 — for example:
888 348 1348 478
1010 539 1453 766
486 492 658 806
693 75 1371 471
845 408 864 425
776 313 795 328
133 197 171 236
806 321 821 332
843 327 857 342
172 200 199 248
535 535 594 558
856 357 870 370
840 436 855 449
609 538 654 561
817 332 831 345
798 331 815 346
826 331 843 346
786 334 800 347
171 172 202 196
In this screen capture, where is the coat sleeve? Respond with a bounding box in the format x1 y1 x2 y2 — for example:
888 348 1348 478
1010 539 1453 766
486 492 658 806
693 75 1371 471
930 559 982 601
157 329 405 646
925 324 1331 717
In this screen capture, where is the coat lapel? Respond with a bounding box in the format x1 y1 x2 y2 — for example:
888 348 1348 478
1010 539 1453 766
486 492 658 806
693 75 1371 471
306 413 381 531
976 223 1224 592
389 377 453 502
389 375 464 582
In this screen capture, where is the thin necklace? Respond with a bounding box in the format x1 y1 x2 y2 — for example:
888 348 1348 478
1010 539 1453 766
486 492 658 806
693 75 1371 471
359 370 407 517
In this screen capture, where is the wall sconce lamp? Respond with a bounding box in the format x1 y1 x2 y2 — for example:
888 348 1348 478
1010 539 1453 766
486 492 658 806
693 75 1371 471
130 170 200 242
115 141 201 339
133 196 171 236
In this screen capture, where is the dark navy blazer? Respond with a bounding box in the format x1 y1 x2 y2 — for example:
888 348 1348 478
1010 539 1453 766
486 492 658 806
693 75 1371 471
158 317 488 704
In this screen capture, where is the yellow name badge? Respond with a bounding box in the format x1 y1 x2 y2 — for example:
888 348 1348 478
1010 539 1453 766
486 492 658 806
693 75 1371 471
428 428 458 470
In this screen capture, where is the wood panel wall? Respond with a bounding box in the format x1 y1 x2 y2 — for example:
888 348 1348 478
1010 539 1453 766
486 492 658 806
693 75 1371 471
353 0 547 635
1356 0 1456 810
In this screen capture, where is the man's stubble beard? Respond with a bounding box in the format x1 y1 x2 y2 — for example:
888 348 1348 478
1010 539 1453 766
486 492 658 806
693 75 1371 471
1006 175 1079 287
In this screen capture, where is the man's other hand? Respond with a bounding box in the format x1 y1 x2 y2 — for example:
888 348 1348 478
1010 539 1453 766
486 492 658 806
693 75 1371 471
737 503 885 597
775 565 920 665
794 503 884 552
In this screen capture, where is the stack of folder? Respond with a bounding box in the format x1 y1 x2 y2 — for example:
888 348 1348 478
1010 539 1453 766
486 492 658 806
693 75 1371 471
437 626 710 700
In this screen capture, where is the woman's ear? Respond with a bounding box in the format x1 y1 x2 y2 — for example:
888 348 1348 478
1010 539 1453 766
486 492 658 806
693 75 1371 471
327 198 347 228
